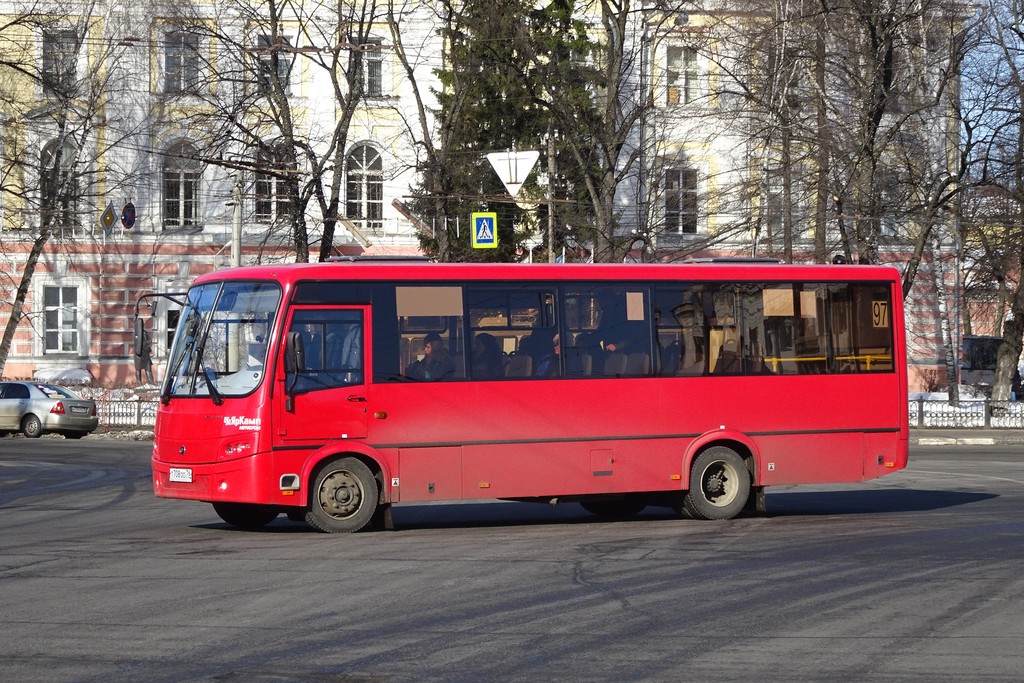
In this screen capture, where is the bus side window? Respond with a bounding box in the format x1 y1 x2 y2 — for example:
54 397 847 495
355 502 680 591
830 284 893 373
564 285 652 378
287 310 365 392
655 286 706 376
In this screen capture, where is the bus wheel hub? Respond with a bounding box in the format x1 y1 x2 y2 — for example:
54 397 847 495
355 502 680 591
705 473 725 497
321 472 361 517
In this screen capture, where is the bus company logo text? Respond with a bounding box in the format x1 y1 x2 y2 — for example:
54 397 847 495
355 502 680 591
224 416 261 431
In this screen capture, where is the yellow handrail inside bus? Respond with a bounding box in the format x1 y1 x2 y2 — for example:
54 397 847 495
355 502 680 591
762 354 892 372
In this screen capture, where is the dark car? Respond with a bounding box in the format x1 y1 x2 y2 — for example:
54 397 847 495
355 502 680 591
0 382 99 438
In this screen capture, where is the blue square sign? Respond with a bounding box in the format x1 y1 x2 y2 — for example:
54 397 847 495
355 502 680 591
471 212 498 249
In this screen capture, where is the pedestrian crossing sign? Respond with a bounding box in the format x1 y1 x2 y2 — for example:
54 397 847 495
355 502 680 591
471 212 498 249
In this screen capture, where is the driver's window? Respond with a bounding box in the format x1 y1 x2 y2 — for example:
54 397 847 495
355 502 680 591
288 309 364 392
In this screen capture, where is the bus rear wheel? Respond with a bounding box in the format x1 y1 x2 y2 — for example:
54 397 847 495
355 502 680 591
306 457 379 533
683 446 750 520
212 502 279 530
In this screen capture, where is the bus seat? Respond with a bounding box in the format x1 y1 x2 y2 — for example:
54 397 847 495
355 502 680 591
451 354 466 379
660 341 681 376
713 341 742 374
716 352 741 374
626 352 650 376
603 352 627 377
408 336 426 361
505 352 533 377
400 337 410 368
564 348 592 377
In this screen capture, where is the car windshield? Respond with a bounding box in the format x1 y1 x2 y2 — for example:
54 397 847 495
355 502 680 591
163 281 282 400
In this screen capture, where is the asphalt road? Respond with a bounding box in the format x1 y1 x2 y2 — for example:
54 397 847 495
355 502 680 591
1 439 1023 682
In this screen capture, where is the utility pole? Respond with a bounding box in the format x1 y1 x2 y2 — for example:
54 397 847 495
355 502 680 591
547 126 556 263
232 173 242 268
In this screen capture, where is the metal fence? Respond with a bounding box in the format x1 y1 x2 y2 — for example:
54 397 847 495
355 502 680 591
96 398 158 431
910 399 1024 429
93 397 1024 432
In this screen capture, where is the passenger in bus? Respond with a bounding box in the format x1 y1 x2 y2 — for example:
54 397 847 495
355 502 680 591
595 293 641 355
472 333 503 379
534 334 560 377
405 332 455 381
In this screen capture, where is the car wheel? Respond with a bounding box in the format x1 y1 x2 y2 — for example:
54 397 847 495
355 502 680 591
21 414 43 439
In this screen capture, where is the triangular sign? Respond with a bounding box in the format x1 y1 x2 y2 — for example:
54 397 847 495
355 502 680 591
486 150 540 198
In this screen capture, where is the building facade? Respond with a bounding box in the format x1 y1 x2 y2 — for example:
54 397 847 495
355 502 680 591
0 1 967 390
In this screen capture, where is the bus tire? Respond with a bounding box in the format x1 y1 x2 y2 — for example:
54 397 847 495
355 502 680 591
306 457 379 533
580 499 647 519
683 446 750 520
212 502 279 530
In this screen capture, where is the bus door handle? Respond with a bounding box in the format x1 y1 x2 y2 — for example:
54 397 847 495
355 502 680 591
347 395 367 402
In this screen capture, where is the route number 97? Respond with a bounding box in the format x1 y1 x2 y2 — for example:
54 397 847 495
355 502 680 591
872 301 890 328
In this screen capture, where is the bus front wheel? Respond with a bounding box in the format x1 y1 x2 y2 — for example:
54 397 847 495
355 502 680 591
306 457 379 533
683 447 750 520
212 502 279 530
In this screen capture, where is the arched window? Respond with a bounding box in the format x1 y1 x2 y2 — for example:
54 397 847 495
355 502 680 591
345 144 383 229
163 141 202 229
40 139 78 230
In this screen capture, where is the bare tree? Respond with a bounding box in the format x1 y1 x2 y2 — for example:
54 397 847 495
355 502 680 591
0 5 142 375
959 0 1024 404
158 0 387 263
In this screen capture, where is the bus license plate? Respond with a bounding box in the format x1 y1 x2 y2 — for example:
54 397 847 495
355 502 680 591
169 468 193 483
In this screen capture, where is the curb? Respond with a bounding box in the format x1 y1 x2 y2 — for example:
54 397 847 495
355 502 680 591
917 437 996 446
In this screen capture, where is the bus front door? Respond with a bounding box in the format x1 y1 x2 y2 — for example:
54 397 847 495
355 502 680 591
274 306 370 443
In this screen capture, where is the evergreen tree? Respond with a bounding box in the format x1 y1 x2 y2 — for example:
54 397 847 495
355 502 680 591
415 0 557 261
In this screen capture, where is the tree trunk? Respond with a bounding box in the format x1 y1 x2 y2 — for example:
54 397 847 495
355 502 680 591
0 229 53 375
932 235 959 405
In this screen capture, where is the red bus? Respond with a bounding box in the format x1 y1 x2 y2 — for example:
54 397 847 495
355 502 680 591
148 259 908 532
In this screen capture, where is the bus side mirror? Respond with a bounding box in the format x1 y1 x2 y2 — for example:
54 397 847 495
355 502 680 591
286 331 306 376
133 317 146 356
285 331 306 412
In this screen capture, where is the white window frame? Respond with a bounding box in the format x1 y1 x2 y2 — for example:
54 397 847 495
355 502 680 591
40 29 80 96
364 39 385 97
164 31 202 95
666 46 698 105
254 145 294 224
36 276 89 357
664 166 699 234
345 144 384 229
40 138 80 232
256 34 295 95
163 141 203 230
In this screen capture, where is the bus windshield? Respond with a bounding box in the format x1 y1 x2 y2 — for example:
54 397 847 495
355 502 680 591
163 281 282 400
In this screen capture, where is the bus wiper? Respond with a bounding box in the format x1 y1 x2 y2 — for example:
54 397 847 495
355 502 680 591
161 335 197 405
202 367 224 406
